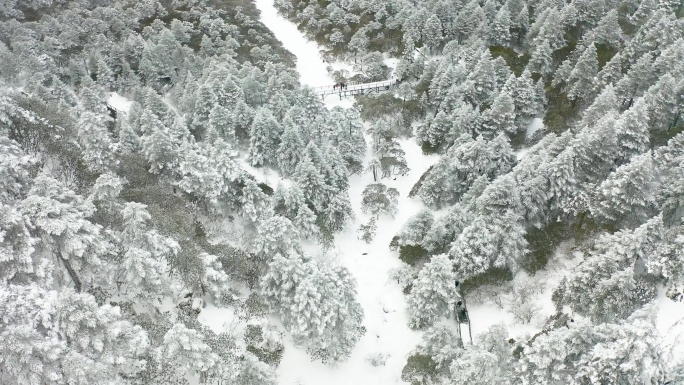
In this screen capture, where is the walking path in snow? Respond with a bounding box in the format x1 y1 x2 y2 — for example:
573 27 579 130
254 0 330 88
250 1 438 384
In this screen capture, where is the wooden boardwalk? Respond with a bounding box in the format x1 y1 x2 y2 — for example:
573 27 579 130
313 79 397 99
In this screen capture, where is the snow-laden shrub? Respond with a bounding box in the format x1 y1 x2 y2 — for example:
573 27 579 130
365 352 389 367
201 253 237 307
401 354 438 385
244 320 284 366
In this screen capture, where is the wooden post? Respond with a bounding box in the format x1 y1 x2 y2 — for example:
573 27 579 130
455 305 463 342
58 248 82 293
463 296 473 344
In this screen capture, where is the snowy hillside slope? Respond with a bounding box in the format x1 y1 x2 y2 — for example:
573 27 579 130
195 1 684 384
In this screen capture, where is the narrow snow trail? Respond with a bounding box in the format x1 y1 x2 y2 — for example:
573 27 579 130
251 1 438 383
253 0 331 88
254 0 353 109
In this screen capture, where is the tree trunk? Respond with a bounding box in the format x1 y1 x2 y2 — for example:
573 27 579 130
58 249 82 293
669 110 680 131
576 211 587 231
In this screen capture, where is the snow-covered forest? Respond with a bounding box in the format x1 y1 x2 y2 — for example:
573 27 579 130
0 0 683 384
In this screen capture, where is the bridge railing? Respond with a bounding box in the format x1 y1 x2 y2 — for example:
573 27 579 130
314 79 396 97
310 80 364 92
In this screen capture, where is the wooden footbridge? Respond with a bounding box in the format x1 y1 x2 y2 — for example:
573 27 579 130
313 79 397 99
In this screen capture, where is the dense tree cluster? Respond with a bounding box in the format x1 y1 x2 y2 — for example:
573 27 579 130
0 0 368 383
277 0 684 381
1 0 683 382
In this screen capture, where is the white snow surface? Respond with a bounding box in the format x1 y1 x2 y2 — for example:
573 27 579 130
107 92 133 112
250 6 449 379
526 117 544 138
516 118 545 160
254 0 328 88
656 292 684 370
238 157 293 189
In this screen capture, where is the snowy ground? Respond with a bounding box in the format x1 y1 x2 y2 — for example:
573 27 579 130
657 291 684 370
195 1 684 383
108 92 133 112
515 117 544 160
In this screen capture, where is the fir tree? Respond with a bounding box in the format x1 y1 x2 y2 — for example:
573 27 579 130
276 121 305 176
407 254 461 329
554 216 662 322
616 98 651 163
480 91 517 137
566 44 599 103
261 253 364 362
490 5 512 46
248 108 282 167
590 152 658 226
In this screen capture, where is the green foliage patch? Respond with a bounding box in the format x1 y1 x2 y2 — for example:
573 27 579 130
401 354 438 385
490 46 530 77
399 244 430 265
522 221 570 273
461 267 514 297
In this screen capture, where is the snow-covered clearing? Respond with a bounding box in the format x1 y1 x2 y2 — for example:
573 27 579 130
249 5 445 380
515 117 544 160
202 1 439 383
526 117 544 138
107 92 133 112
253 0 328 88
657 291 684 370
466 240 581 340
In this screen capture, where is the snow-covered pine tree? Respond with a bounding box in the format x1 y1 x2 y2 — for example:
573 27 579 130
261 252 364 362
489 5 511 46
155 323 219 381
248 108 282 167
590 152 658 226
423 14 444 53
423 203 475 255
407 254 461 329
480 91 517 138
361 183 399 217
20 175 113 293
418 110 452 149
116 202 177 300
415 320 463 369
417 134 516 208
449 324 512 384
208 104 235 142
553 216 663 322
191 83 218 140
276 120 306 176
642 73 683 133
450 179 527 279
589 9 624 48
396 210 435 248
514 313 667 384
566 43 599 104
